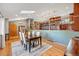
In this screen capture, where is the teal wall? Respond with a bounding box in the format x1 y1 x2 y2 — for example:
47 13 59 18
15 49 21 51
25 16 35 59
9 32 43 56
33 30 79 46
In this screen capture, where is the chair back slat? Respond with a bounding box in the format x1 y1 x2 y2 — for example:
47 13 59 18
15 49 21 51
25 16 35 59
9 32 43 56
19 32 23 41
22 32 27 44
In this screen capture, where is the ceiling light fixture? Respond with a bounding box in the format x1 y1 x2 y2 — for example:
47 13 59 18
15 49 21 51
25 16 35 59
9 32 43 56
15 14 18 17
20 10 35 14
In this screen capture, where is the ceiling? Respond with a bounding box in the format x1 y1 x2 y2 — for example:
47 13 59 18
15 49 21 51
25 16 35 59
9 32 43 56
0 3 73 20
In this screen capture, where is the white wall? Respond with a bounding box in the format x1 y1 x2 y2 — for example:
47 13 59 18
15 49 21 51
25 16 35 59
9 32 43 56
0 18 5 48
0 18 5 35
5 18 9 34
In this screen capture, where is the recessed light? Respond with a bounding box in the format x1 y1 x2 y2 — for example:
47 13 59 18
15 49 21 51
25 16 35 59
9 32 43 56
53 16 56 17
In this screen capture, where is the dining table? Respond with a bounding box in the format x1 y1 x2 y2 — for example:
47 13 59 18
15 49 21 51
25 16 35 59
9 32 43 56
26 36 42 52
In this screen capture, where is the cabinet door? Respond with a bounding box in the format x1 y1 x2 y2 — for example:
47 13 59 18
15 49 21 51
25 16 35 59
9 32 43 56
72 3 79 31
60 24 68 30
74 3 79 15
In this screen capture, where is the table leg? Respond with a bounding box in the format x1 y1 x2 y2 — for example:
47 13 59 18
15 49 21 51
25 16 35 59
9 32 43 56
40 37 42 47
29 40 31 52
38 39 39 45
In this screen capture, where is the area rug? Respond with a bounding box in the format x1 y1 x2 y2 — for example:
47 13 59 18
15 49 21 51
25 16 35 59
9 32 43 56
11 41 52 56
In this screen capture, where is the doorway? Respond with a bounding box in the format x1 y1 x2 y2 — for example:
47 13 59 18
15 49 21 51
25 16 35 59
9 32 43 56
9 22 18 40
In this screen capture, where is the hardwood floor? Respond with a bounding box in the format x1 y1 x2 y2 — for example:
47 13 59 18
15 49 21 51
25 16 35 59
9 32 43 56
41 39 66 56
0 38 19 56
0 38 66 56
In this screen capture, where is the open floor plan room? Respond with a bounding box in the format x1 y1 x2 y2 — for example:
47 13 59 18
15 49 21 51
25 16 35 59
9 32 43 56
0 3 79 56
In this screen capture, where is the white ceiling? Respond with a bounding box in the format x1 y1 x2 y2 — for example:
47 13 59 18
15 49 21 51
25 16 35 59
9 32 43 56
0 3 73 20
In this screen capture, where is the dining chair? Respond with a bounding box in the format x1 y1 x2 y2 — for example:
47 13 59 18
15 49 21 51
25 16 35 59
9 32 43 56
27 31 35 46
19 32 23 45
36 31 41 35
35 32 41 46
21 32 27 50
32 31 35 37
28 31 31 38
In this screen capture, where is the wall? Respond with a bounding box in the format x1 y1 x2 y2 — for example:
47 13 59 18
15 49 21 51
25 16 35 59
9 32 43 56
0 18 5 48
0 18 4 35
33 30 79 46
5 18 9 34
0 35 2 48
